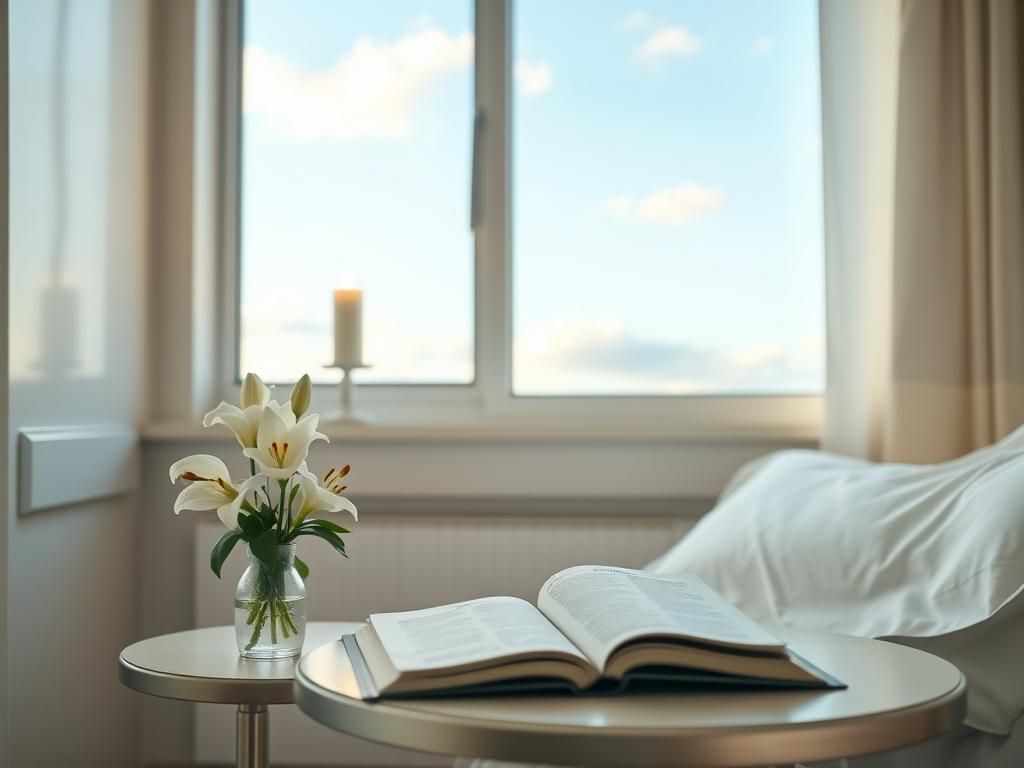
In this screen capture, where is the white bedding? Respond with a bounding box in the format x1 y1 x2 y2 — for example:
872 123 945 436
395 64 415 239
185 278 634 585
653 426 1024 735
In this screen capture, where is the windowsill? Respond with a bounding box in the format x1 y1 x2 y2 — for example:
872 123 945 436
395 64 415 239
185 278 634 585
141 418 819 445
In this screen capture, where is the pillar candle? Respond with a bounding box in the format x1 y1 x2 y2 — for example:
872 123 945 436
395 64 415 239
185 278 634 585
333 289 363 365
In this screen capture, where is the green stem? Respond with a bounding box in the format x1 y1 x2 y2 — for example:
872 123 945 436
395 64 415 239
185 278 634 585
285 484 300 536
280 600 298 634
278 599 291 639
277 479 288 533
269 598 278 644
245 601 268 651
249 458 259 505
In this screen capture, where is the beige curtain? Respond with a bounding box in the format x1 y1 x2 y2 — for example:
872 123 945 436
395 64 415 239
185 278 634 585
822 0 1024 463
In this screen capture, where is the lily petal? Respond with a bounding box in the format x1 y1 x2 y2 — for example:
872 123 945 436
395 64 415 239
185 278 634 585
216 503 237 530
237 472 268 496
218 473 268 529
308 492 358 522
174 481 232 514
267 399 297 427
169 454 231 484
235 473 269 509
202 401 240 428
293 468 358 524
331 496 358 522
203 401 261 448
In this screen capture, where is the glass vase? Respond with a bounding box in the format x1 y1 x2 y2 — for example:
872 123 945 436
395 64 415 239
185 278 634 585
234 543 307 659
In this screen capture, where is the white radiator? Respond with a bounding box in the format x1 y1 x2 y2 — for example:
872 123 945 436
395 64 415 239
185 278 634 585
193 505 698 765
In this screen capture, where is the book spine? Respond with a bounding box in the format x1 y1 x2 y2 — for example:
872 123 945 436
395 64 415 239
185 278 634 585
342 634 381 700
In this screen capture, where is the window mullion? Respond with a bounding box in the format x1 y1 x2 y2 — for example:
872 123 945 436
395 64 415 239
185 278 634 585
473 0 512 413
219 0 243 392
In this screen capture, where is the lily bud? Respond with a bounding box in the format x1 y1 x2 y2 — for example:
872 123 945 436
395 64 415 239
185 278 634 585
240 373 265 409
290 373 312 418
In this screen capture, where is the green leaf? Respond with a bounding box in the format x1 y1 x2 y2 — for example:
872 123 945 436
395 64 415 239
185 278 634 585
294 555 310 580
297 527 348 558
297 518 349 535
238 510 265 540
249 529 280 570
210 531 244 579
257 503 277 528
312 518 350 534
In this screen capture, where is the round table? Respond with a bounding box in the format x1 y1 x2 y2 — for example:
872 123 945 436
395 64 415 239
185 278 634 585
118 621 349 768
294 625 967 768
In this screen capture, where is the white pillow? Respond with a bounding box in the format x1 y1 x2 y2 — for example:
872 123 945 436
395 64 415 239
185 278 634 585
652 425 1024 735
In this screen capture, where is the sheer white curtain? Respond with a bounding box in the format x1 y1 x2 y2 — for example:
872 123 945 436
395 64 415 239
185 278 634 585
821 0 1024 464
819 0 899 460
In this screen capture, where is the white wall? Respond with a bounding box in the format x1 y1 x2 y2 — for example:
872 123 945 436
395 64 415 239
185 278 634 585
0 1 9 761
6 1 150 765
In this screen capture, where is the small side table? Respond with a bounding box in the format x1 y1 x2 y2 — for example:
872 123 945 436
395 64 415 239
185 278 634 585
295 625 967 767
119 621 354 768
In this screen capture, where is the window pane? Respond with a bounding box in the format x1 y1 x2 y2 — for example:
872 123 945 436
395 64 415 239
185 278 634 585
513 0 823 395
240 0 474 384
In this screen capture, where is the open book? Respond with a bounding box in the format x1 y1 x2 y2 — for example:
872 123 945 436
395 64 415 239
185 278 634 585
345 566 844 699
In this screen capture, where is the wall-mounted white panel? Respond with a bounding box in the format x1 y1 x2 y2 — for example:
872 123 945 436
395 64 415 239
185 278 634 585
18 426 138 514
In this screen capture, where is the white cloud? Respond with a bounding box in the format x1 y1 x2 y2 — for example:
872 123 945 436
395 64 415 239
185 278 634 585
515 60 553 96
620 10 652 30
637 25 702 60
243 25 473 140
514 321 824 395
601 183 725 225
751 36 775 55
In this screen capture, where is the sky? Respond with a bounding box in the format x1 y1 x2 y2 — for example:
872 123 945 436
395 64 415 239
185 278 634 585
239 0 824 395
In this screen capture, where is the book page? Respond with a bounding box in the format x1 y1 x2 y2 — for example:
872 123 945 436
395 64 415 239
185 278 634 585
368 596 590 673
537 566 784 669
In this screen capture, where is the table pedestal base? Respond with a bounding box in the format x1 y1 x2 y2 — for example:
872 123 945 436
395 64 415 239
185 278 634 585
237 703 269 768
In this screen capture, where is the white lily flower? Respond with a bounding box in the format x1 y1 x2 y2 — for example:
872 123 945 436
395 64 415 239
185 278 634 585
242 406 327 479
292 466 358 527
203 374 276 449
169 454 267 530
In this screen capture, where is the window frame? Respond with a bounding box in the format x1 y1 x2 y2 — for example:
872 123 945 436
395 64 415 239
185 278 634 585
218 0 823 437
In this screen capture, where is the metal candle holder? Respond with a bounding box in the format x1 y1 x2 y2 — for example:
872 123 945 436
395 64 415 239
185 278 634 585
323 362 371 423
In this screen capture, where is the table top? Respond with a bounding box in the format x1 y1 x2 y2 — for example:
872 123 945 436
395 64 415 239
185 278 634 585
118 622 351 705
294 625 967 768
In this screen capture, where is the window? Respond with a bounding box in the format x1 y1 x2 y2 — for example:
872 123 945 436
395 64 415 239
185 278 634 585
513 1 823 395
239 0 475 384
232 1 823 414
